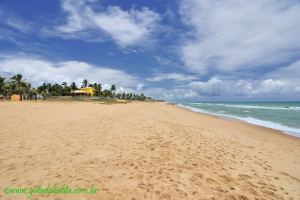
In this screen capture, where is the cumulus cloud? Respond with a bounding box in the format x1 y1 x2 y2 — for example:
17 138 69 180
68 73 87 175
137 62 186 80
179 0 300 74
0 57 140 88
146 72 197 82
254 79 286 95
188 77 222 96
143 76 300 101
56 0 161 47
1 56 298 100
140 87 199 101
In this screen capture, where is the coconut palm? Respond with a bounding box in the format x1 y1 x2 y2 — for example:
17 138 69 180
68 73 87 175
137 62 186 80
28 87 38 100
37 83 51 99
0 76 6 99
97 84 102 96
70 82 78 90
92 83 102 96
110 84 116 98
22 82 32 99
121 92 126 99
11 74 23 85
82 79 88 88
10 74 28 100
0 76 5 96
50 84 63 96
61 82 71 96
1 75 154 101
102 89 108 97
115 93 121 99
61 82 67 87
111 84 116 92
102 89 112 98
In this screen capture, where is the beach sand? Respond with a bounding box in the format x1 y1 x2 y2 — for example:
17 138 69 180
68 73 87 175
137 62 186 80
0 101 299 199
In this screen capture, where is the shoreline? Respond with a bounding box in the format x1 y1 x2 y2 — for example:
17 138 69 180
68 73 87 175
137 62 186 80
175 102 300 139
0 101 299 199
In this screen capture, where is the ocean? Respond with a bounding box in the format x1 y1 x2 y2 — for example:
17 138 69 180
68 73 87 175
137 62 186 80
177 102 300 137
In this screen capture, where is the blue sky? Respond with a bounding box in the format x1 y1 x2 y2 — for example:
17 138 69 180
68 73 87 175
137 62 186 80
0 0 300 101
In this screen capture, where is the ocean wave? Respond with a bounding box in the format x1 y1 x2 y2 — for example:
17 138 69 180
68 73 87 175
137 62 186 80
190 103 300 111
177 104 300 137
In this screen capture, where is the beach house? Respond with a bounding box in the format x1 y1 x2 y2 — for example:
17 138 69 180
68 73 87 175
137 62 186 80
71 87 95 96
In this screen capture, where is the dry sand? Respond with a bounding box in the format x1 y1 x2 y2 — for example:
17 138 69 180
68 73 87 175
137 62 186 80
0 101 299 200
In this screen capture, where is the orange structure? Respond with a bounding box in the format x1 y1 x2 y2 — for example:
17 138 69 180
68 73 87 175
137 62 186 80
11 94 21 101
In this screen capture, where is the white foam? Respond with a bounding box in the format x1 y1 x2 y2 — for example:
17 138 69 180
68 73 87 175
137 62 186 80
190 103 300 111
178 104 300 138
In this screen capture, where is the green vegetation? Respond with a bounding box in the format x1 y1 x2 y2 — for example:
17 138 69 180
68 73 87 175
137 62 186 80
0 74 34 100
0 74 153 101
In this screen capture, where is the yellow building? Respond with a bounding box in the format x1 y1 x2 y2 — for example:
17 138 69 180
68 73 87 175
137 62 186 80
11 94 22 101
71 87 95 96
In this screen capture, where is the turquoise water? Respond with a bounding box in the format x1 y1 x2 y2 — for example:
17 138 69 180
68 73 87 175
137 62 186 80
178 102 300 137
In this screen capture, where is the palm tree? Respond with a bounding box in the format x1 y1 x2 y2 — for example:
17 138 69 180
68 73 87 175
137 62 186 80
110 84 116 98
61 82 71 96
10 74 27 100
0 76 5 99
115 93 121 99
28 87 37 100
102 89 112 98
11 74 23 85
50 84 63 96
70 82 78 90
22 82 32 100
37 83 51 100
111 84 116 92
92 83 102 96
98 84 102 95
61 82 67 87
121 92 126 99
82 79 88 88
0 76 5 95
102 89 108 97
0 76 155 101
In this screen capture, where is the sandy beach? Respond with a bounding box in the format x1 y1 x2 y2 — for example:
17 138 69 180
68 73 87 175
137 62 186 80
0 101 299 200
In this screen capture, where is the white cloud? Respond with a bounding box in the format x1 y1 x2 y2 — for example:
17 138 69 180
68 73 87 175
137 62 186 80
141 87 199 101
0 57 139 88
57 0 91 33
264 60 300 95
136 83 144 91
146 72 197 82
1 56 298 100
56 0 161 47
142 76 300 101
155 56 180 67
188 77 222 95
5 18 33 33
268 60 300 81
179 0 300 74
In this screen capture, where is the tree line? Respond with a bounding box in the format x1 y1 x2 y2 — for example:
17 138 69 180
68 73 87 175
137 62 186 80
0 74 152 101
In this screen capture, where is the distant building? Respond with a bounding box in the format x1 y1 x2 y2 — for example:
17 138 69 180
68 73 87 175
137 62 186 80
71 87 95 96
11 94 21 101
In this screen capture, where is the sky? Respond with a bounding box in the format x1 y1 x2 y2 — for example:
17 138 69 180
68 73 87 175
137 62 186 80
0 0 299 101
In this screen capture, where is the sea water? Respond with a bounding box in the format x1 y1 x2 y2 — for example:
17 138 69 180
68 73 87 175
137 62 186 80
177 102 300 137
